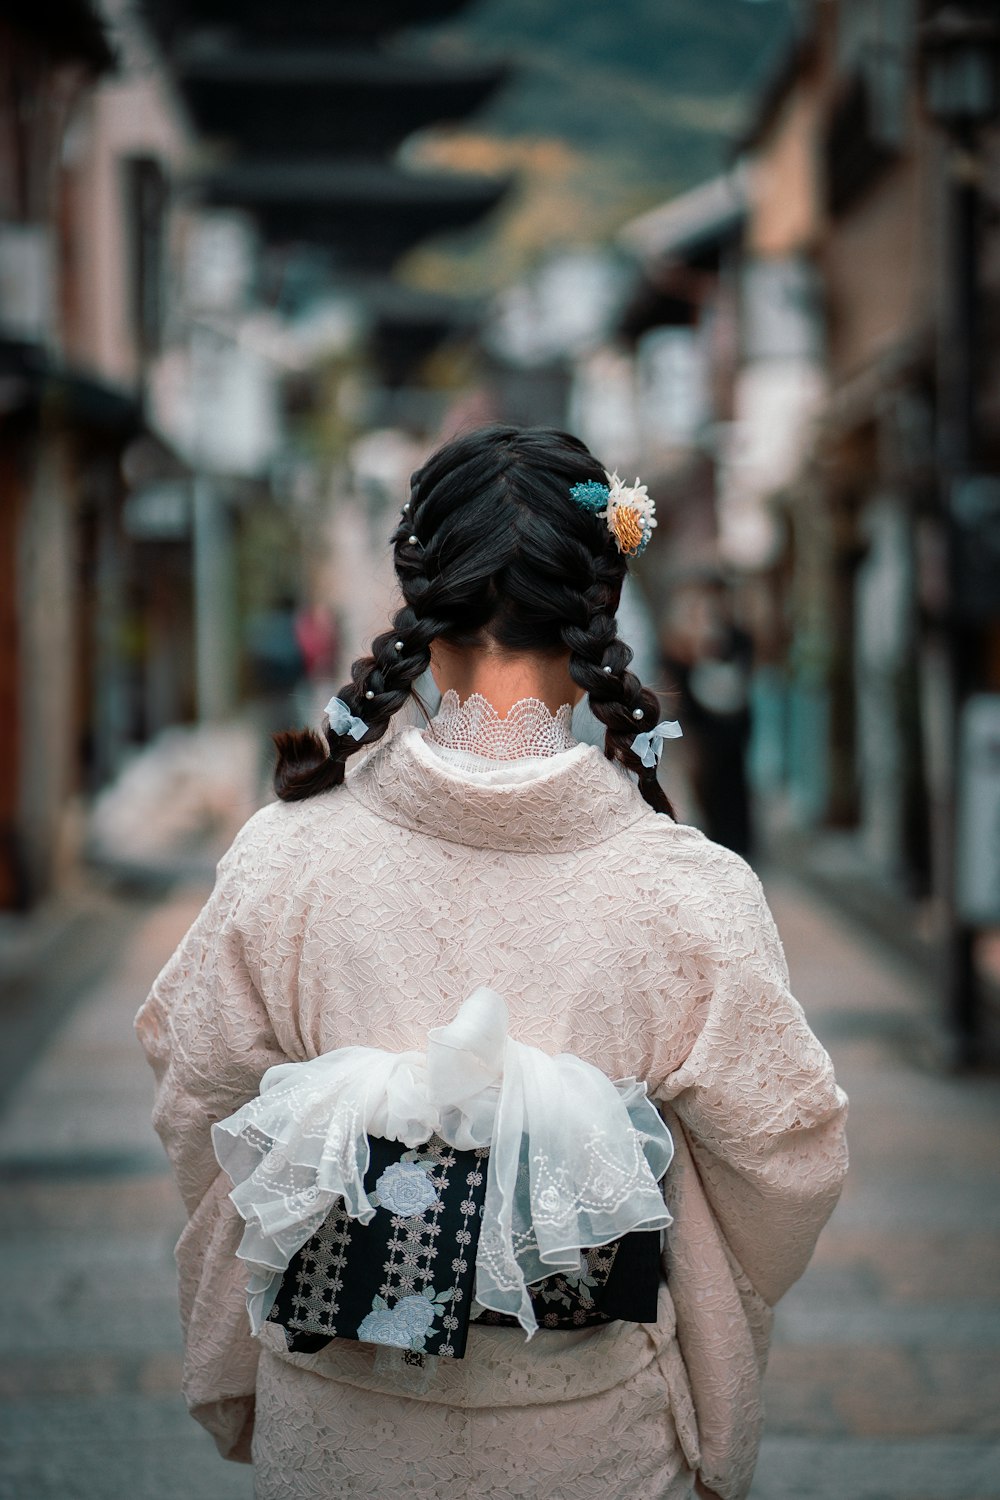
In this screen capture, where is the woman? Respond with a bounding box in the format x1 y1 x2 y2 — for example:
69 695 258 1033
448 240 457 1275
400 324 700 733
136 425 847 1500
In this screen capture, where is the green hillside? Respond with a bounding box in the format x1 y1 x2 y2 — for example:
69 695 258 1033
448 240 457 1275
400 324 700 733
400 0 791 291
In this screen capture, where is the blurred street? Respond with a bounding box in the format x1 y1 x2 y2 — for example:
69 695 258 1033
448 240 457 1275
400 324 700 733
3 0 1000 1494
0 868 997 1500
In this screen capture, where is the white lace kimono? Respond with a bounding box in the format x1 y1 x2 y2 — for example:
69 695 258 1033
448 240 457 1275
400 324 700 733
136 696 848 1500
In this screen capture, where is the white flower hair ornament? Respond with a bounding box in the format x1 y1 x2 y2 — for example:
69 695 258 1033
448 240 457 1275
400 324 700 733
569 472 657 558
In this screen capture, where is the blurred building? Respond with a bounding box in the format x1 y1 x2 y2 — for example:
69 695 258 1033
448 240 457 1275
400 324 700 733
1 0 509 910
589 0 1000 1043
736 0 1000 958
736 2 937 869
1 0 272 907
1 0 144 907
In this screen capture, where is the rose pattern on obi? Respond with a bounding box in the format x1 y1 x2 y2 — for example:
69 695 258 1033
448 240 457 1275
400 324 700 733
372 1160 439 1217
357 1291 451 1351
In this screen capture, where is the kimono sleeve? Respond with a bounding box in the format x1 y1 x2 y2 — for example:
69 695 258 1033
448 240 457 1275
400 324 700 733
657 859 849 1308
135 819 286 1462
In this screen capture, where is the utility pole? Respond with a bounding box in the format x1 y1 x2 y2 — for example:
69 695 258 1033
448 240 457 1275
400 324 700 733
190 323 236 724
944 125 982 1066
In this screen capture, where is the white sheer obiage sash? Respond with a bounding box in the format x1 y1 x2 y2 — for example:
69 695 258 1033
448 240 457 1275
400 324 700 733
212 988 674 1339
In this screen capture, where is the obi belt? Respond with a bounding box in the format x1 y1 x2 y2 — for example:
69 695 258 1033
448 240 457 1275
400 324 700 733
212 988 674 1362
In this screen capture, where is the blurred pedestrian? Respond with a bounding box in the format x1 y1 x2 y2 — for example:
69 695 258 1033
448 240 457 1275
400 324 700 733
137 426 846 1500
244 593 307 703
243 592 307 782
293 601 339 684
661 576 754 858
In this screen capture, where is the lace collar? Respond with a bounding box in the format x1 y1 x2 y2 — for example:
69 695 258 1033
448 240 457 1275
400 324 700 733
346 727 653 853
427 691 576 763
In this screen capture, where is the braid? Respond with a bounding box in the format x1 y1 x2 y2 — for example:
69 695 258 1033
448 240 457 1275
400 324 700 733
275 477 487 801
554 550 675 818
275 424 677 819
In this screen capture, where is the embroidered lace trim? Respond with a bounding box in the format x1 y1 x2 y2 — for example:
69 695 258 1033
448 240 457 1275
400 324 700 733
428 691 575 763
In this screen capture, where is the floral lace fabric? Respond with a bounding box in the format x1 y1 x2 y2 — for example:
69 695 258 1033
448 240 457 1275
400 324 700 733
136 720 848 1500
426 690 576 775
252 1343 695 1500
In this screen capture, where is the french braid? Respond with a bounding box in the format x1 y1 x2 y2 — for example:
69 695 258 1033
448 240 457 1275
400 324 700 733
274 425 676 818
562 599 672 817
503 505 673 815
274 471 502 800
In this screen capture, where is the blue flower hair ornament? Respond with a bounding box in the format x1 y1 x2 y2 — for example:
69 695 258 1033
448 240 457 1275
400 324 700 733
569 480 611 513
570 472 657 558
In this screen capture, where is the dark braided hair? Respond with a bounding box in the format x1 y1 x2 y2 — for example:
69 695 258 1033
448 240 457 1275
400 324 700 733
274 425 674 816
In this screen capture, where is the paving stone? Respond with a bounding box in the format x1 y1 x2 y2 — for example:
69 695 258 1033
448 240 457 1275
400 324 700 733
809 1228 1000 1301
0 1172 180 1235
772 1296 1000 1348
748 1436 1000 1499
0 1351 183 1399
1 870 998 1499
0 1394 253 1500
764 1343 1000 1437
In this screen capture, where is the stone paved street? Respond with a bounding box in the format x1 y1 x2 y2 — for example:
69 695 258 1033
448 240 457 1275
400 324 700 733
751 881 1000 1500
0 870 998 1500
0 886 253 1500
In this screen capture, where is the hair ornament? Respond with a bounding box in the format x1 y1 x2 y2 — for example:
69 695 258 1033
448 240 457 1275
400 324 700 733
324 696 368 742
569 472 657 558
631 719 682 768
569 480 610 513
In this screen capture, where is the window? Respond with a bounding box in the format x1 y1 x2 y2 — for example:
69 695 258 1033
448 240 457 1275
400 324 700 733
836 0 914 149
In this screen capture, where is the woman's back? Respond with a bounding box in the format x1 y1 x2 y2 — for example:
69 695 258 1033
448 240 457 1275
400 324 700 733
226 722 748 1080
137 425 847 1500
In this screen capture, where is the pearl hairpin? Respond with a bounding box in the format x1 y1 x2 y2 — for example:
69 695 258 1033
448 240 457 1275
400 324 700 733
365 690 375 700
603 665 613 674
632 708 643 720
394 641 404 651
408 534 419 545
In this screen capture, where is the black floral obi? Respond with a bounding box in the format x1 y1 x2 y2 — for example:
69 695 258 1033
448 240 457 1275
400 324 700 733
267 1133 663 1361
215 987 675 1358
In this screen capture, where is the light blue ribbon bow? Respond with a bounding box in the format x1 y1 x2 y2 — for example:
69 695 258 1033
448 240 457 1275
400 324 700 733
324 696 368 742
631 719 683 768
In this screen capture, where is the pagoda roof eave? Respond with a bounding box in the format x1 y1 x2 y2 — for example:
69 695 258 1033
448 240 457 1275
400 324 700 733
197 162 509 267
175 52 508 153
174 48 507 89
4 0 114 71
198 160 509 209
143 0 469 48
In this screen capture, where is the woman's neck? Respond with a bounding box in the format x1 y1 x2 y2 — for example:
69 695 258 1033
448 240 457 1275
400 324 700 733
429 642 581 718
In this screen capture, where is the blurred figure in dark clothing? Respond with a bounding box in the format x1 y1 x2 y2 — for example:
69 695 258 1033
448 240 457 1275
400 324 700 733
245 594 308 781
246 594 307 700
661 575 754 858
